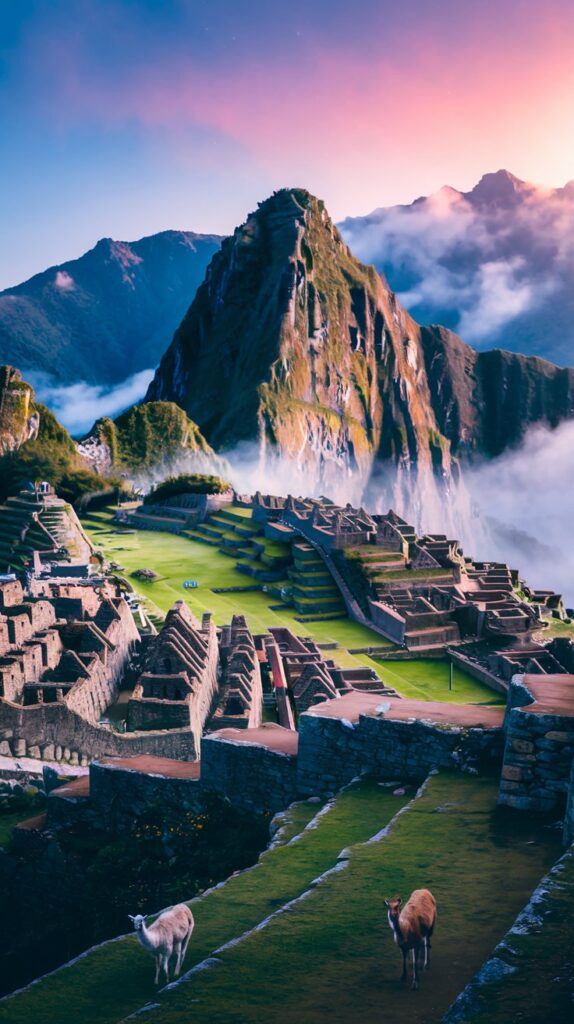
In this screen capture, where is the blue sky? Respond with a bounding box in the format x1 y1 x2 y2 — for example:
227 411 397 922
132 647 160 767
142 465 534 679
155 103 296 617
1 0 573 288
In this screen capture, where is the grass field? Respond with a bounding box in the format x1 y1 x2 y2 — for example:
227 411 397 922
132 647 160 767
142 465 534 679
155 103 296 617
121 773 563 1024
82 509 501 704
360 658 505 705
0 782 409 1024
3 773 560 1024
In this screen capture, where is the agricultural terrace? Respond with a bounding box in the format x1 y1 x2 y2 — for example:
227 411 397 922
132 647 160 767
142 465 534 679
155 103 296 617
1 773 562 1024
82 509 500 705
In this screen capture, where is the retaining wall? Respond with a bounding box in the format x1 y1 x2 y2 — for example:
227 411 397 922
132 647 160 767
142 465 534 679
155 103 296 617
200 733 298 815
499 711 574 812
296 712 503 797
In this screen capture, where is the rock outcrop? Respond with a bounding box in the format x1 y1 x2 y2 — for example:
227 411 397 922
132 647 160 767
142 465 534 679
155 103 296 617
146 188 574 503
0 366 40 454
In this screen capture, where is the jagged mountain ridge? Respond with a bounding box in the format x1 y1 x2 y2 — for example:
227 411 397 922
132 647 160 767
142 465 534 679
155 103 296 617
0 230 222 385
339 170 574 366
146 188 574 504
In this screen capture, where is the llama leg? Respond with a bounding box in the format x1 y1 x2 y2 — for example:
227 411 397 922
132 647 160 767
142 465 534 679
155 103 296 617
154 955 160 986
163 953 170 984
411 948 419 990
180 927 193 969
401 949 407 982
424 936 431 970
174 941 183 977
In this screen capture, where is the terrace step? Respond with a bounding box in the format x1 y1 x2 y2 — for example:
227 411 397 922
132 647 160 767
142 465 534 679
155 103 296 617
0 781 407 1024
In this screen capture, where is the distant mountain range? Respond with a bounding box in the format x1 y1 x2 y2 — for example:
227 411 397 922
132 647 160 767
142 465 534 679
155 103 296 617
0 231 221 385
339 169 574 367
1 170 573 400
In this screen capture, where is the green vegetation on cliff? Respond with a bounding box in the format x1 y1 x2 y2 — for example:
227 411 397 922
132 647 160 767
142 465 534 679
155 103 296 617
91 402 217 473
0 381 113 505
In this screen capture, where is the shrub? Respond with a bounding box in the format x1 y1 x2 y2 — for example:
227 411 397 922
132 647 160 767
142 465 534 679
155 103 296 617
144 473 232 504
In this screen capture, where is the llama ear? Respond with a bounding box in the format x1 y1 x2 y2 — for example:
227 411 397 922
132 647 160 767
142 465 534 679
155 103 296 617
384 899 389 908
128 915 135 922
397 896 403 906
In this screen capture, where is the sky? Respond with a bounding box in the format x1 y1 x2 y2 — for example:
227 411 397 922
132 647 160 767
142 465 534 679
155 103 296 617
1 0 574 289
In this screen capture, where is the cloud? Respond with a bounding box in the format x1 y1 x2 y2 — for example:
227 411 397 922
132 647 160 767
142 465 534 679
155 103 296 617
339 180 571 357
455 422 574 604
53 270 75 290
30 368 155 435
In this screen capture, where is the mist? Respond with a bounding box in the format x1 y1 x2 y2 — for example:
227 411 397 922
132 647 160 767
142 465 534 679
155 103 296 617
29 368 155 435
459 422 574 605
221 427 574 604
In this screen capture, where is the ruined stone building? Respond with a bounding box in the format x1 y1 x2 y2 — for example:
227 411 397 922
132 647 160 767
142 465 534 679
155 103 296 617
0 576 140 762
127 601 219 755
209 615 263 730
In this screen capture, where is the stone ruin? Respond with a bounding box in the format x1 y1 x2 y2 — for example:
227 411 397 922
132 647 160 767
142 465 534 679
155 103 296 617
266 627 398 714
209 615 263 730
127 602 219 750
0 575 139 764
0 486 93 572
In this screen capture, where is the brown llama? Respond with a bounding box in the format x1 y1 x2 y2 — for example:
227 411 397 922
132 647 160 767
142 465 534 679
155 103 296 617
385 888 437 990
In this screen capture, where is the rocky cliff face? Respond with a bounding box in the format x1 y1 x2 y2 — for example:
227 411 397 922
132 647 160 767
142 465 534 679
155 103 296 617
146 189 574 507
0 366 40 454
0 231 222 385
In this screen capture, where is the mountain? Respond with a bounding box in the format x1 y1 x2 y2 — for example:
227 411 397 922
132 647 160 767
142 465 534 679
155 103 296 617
0 230 222 386
146 188 574 507
338 170 574 366
79 401 221 479
0 365 219 501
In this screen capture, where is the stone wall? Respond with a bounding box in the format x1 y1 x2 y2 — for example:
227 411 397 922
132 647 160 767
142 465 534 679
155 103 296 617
126 694 192 733
499 702 574 813
0 699 200 763
88 760 203 831
63 602 139 724
449 648 507 695
200 733 298 815
296 711 503 797
564 757 574 845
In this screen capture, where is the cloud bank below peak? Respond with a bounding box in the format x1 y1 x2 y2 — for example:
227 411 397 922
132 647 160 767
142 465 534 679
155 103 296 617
339 171 574 365
29 368 155 436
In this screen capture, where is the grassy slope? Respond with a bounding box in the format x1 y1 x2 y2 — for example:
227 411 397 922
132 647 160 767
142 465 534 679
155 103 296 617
0 783 408 1024
83 509 499 704
450 846 574 1024
134 773 562 1024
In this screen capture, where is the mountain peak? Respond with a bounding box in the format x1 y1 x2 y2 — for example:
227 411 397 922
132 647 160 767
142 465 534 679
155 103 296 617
466 169 528 205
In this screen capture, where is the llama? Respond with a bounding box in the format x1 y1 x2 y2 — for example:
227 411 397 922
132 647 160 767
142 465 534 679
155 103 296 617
129 903 194 985
385 889 437 990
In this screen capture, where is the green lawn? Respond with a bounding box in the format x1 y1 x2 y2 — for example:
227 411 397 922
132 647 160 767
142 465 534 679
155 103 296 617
131 774 561 1024
0 782 409 1024
358 657 505 705
83 509 393 662
83 510 501 704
